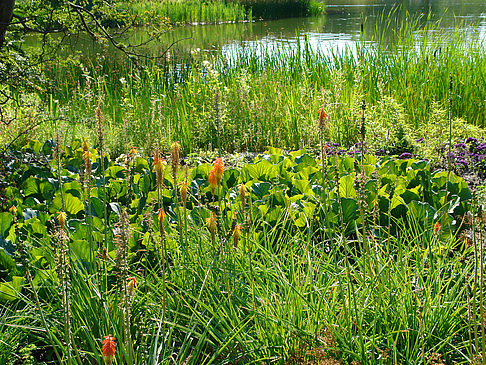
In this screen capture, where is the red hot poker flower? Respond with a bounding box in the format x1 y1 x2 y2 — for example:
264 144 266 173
208 169 218 194
102 335 116 365
213 157 224 184
317 108 329 129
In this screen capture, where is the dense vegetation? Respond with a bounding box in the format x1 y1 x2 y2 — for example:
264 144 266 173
120 0 324 24
0 136 484 363
1 5 486 365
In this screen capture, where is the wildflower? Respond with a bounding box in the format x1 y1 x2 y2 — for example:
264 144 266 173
157 208 166 233
399 152 412 159
208 169 218 194
9 205 17 215
83 149 92 164
82 139 89 152
232 224 241 249
434 222 441 234
101 247 108 260
57 211 67 230
372 198 378 208
206 213 217 241
127 277 137 297
129 146 137 157
102 335 116 365
171 142 181 177
239 183 246 205
213 157 224 184
154 150 166 188
317 108 329 129
179 181 188 204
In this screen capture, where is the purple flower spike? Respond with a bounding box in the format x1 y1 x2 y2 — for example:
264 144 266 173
416 137 424 142
466 137 477 144
399 152 412 159
455 143 466 149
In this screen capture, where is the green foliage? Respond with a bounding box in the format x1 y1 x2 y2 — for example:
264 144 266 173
0 140 483 363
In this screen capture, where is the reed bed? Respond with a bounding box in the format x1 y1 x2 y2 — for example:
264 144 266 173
124 0 249 24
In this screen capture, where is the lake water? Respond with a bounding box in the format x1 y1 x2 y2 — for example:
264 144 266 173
24 0 486 60
161 0 486 58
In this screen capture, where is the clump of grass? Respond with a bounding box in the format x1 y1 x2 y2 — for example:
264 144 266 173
121 0 249 24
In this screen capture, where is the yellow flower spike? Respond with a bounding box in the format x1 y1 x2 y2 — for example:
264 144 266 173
232 224 241 249
171 141 181 176
239 183 246 204
179 181 188 203
127 277 137 297
57 211 67 230
154 150 166 188
82 139 89 152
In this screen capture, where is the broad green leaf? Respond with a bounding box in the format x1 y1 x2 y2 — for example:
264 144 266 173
339 175 356 198
240 160 277 182
51 193 84 215
138 174 152 195
0 277 24 301
90 197 105 218
21 177 41 197
341 198 358 224
0 213 13 238
251 182 272 199
407 201 435 227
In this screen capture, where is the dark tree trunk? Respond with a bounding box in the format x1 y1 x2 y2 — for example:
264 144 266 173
0 0 15 48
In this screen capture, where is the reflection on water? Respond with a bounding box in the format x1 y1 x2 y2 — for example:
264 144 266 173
23 0 486 60
156 0 486 59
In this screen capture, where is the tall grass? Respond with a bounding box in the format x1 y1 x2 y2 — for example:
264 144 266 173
124 0 249 24
122 0 324 24
22 19 485 157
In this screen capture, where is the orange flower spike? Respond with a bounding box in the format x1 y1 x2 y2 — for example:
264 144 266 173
9 205 17 215
206 213 217 241
102 335 116 365
157 208 167 234
434 221 441 234
129 146 137 157
208 169 218 194
213 157 224 184
317 107 329 129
